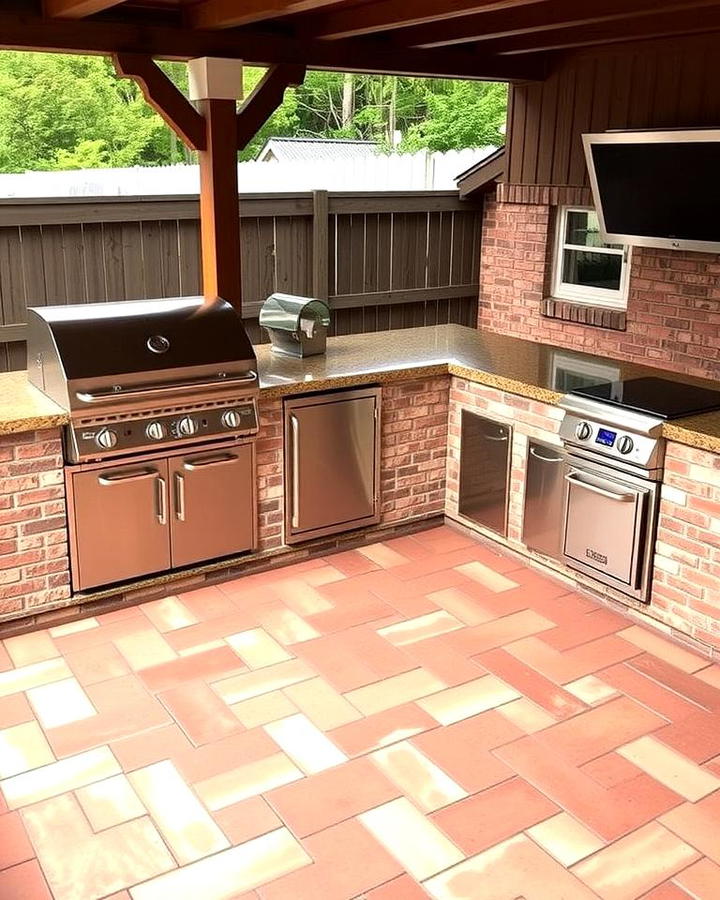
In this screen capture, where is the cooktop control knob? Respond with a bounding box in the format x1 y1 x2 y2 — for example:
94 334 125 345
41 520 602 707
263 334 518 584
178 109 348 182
575 421 592 441
176 416 198 437
618 435 635 455
145 421 166 441
95 427 118 450
221 409 242 429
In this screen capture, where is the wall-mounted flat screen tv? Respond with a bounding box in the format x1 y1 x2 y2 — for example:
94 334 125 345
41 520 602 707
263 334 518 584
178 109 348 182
583 130 720 253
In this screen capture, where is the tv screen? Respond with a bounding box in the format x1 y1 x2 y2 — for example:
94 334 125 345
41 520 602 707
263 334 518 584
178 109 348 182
583 131 720 252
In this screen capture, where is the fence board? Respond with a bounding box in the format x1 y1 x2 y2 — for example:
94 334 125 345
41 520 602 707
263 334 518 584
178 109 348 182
0 190 483 372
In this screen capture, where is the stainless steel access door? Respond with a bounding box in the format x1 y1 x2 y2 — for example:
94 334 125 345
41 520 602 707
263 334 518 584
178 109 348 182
523 441 567 560
563 461 650 591
285 388 380 542
169 443 257 568
69 461 170 591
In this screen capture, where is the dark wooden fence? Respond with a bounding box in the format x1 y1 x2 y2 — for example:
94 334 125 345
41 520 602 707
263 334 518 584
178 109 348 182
0 190 483 371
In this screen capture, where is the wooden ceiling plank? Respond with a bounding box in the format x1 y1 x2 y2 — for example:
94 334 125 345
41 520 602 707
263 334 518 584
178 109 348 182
236 64 306 149
493 4 720 54
113 53 207 149
396 0 720 49
301 0 549 40
44 0 127 18
0 12 547 81
188 0 347 31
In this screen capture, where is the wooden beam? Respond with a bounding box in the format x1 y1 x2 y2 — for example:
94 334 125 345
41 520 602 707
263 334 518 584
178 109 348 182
0 12 546 81
236 63 306 150
300 0 549 40
188 0 347 31
112 53 206 150
395 0 720 49
494 3 720 53
198 98 242 309
43 0 125 19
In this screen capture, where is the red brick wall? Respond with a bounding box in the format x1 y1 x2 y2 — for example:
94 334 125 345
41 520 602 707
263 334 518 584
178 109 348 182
0 429 71 620
381 378 449 524
257 397 284 551
653 443 720 649
479 198 720 380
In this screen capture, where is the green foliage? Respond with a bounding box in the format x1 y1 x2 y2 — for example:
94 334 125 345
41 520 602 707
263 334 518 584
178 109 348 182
0 51 507 173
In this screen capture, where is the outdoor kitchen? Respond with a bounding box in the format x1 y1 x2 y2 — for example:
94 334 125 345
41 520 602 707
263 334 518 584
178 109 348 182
1 3 720 900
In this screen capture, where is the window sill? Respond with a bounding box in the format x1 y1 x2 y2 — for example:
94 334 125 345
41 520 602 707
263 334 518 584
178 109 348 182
542 298 626 331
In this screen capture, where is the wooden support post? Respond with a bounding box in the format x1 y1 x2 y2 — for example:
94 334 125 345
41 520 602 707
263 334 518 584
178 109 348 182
113 54 306 314
312 189 329 300
197 97 243 308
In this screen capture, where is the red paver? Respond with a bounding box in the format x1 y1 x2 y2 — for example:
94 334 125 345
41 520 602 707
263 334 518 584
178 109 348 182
0 525 716 900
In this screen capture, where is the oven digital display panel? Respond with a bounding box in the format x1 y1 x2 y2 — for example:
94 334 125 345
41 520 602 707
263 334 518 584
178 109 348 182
596 428 617 447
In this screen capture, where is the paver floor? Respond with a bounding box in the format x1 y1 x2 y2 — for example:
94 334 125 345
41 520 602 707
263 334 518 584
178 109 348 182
1 525 720 899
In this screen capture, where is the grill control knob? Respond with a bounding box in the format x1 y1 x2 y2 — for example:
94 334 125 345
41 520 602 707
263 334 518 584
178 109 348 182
221 409 242 429
618 435 635 455
95 427 118 450
176 416 198 437
575 421 592 441
145 421 166 441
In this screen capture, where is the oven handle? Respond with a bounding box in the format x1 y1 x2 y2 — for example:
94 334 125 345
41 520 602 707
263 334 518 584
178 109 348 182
530 446 564 463
565 471 636 503
76 371 257 404
183 453 239 471
98 468 158 485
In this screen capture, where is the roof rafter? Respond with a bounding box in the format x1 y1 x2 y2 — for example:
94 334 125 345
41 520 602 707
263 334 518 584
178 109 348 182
394 0 720 49
0 11 547 81
299 0 549 40
187 0 348 31
494 3 720 54
43 0 126 18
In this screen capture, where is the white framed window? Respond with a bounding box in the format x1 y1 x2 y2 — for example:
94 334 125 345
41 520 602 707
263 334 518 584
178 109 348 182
552 207 631 308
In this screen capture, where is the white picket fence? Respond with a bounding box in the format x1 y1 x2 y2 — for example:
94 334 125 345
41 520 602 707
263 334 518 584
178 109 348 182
0 147 493 198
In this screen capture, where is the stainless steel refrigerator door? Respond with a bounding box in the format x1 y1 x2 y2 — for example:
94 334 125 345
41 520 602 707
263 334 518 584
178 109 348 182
523 441 567 560
285 389 380 541
69 461 171 591
563 467 647 587
169 443 256 568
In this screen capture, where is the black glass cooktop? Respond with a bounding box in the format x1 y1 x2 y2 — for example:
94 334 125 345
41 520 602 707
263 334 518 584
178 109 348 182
571 376 720 420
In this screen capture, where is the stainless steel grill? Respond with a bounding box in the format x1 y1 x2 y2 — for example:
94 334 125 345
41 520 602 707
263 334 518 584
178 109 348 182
27 296 259 463
27 296 260 592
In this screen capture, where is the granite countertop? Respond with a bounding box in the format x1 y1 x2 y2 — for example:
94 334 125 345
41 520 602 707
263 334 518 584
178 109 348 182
1 324 719 454
0 371 69 435
258 324 720 454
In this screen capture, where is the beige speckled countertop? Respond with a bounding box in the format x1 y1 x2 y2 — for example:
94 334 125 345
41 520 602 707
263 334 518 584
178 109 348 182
1 325 719 453
258 324 720 454
0 371 68 435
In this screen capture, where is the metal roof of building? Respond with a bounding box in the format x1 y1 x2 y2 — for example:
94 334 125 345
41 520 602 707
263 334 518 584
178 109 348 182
257 137 380 162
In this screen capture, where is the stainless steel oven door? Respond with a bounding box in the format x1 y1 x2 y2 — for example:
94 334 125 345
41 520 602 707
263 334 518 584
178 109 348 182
563 459 653 594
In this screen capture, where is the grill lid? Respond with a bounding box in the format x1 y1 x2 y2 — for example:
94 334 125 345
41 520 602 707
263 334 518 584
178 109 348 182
27 296 257 412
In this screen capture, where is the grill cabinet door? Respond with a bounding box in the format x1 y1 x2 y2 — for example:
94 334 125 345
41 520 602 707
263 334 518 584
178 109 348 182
563 468 646 587
169 444 256 568
69 461 170 591
285 390 379 541
523 441 567 560
458 410 511 537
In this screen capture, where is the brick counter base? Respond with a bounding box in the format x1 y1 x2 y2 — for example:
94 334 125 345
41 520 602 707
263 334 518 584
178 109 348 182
653 443 720 648
0 429 71 618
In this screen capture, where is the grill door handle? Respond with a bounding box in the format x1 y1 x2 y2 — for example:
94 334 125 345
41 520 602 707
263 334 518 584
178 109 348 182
565 471 635 503
530 447 564 463
156 476 168 525
174 472 185 521
98 468 157 485
183 453 238 471
290 414 300 529
482 430 508 442
76 371 257 404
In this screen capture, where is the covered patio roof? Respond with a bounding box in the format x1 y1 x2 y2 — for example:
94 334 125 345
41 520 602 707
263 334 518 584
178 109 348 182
3 0 720 81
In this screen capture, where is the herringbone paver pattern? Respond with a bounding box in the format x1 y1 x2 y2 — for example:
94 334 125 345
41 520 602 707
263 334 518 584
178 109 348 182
1 526 719 899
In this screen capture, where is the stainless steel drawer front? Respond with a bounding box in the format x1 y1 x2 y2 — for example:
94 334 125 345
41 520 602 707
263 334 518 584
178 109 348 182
563 467 648 588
